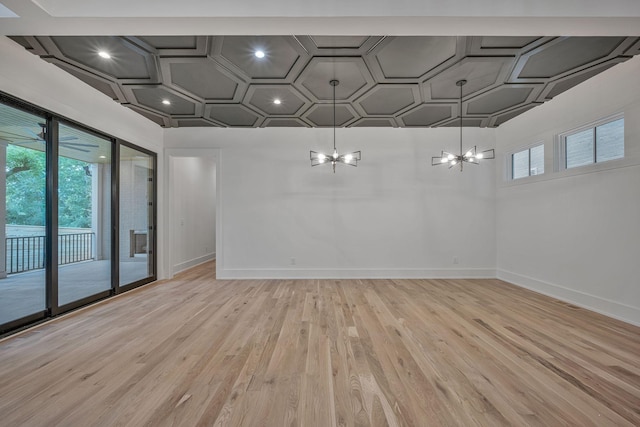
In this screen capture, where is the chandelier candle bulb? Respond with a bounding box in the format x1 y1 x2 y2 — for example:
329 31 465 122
431 79 495 171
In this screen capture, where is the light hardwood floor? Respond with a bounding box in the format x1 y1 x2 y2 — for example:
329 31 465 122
0 261 639 426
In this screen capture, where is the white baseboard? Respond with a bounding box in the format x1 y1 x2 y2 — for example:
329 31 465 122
497 269 640 327
173 252 215 275
216 267 496 280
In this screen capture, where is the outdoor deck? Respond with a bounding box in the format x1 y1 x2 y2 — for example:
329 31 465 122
0 259 150 325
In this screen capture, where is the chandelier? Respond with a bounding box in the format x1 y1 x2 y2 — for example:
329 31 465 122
431 79 494 170
310 79 361 173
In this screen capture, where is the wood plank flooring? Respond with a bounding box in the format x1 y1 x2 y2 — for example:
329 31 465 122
0 261 639 426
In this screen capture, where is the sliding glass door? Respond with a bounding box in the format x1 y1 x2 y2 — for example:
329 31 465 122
0 103 47 327
0 94 157 335
119 144 155 288
57 123 112 308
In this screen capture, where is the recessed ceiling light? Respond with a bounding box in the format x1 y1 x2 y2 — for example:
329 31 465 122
254 50 265 58
162 99 171 105
99 155 106 159
98 51 111 59
273 99 281 105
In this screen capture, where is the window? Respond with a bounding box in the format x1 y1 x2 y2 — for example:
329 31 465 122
511 144 544 180
564 117 624 169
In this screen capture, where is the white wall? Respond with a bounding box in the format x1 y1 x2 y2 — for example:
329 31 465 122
165 127 496 279
495 56 640 326
170 156 216 274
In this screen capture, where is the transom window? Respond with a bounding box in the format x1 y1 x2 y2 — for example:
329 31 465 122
511 144 544 180
562 116 624 169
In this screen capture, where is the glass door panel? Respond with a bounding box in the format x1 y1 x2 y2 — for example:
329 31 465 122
0 103 47 326
57 123 112 306
119 145 154 286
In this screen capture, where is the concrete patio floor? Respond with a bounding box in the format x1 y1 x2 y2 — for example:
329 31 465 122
0 259 152 325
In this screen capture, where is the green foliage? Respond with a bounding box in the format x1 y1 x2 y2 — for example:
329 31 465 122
6 145 92 228
58 156 92 228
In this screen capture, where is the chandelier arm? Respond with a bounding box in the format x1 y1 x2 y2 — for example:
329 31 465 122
432 157 446 166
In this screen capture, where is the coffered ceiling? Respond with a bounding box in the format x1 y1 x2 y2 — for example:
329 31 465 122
9 35 640 128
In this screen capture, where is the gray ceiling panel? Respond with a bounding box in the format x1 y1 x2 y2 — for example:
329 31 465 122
625 38 640 55
12 35 639 128
46 36 154 81
214 36 307 81
263 118 310 127
47 58 124 101
130 87 197 115
357 85 419 116
467 86 533 115
310 36 369 49
137 36 198 50
374 36 458 79
128 36 209 57
297 57 374 102
350 118 396 128
400 104 453 127
425 57 513 101
163 58 241 101
441 118 486 127
481 36 542 49
517 37 626 79
305 104 357 127
206 104 262 127
173 118 221 127
295 36 384 56
245 85 309 116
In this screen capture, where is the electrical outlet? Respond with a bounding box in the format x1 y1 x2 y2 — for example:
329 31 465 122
453 256 459 265
290 258 296 265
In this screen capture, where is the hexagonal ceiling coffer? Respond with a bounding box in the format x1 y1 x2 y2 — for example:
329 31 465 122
206 104 262 127
296 57 374 102
356 85 420 116
373 36 459 79
213 36 308 81
295 36 384 56
160 57 244 102
304 104 358 127
424 57 514 101
399 104 453 127
466 85 538 115
46 36 156 81
516 37 626 79
127 86 199 116
244 85 310 116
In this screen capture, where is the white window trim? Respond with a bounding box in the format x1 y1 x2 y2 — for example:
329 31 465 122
555 112 624 173
506 141 544 181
